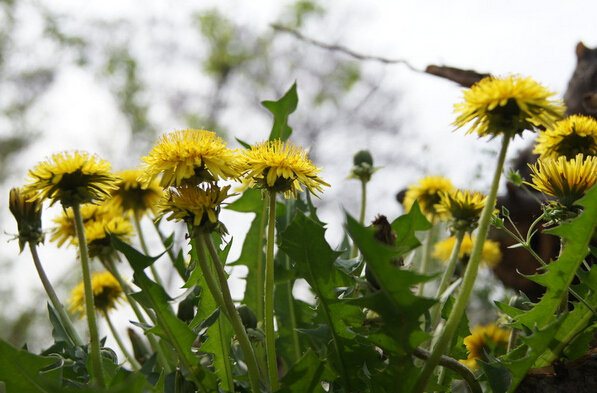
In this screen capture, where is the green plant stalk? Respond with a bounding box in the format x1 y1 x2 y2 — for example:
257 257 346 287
413 347 482 393
28 242 84 347
430 229 466 329
350 179 368 259
265 191 279 391
417 222 437 297
72 203 106 388
413 135 510 393
256 198 268 326
103 310 142 371
104 254 172 374
133 211 165 288
202 233 263 392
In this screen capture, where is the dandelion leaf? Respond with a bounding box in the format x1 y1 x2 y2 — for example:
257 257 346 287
279 211 378 392
391 200 432 254
262 82 297 141
278 349 336 393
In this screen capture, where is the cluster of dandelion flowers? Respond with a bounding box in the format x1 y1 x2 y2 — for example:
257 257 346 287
533 115 597 159
432 235 502 268
138 129 240 188
68 271 124 318
109 169 163 216
24 151 119 207
84 214 134 260
237 139 330 199
454 76 564 139
461 323 510 370
50 203 113 248
526 153 597 208
401 176 455 221
435 189 488 233
156 183 235 232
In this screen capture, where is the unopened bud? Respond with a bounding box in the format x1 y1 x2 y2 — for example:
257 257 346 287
9 188 44 252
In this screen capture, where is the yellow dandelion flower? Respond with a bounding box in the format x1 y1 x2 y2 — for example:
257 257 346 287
402 176 455 221
109 169 163 217
237 139 330 199
454 76 564 139
461 323 510 370
156 183 235 231
9 188 44 252
533 115 597 159
138 129 240 188
526 153 597 207
68 271 124 317
432 235 502 268
24 151 119 207
435 190 488 233
85 214 134 260
50 203 114 248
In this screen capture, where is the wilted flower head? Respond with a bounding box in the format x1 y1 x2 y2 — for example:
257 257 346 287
23 151 119 207
9 188 44 252
526 153 597 208
109 169 163 217
156 183 235 234
237 139 330 199
461 323 510 370
68 271 124 317
454 76 564 139
402 176 455 221
432 235 502 268
533 114 597 159
138 129 240 188
435 189 488 233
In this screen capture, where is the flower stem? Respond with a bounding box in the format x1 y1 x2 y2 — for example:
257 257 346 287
350 179 368 260
103 255 172 374
431 229 466 328
265 191 279 391
202 234 263 393
417 223 437 297
413 135 511 393
28 243 84 347
103 310 142 370
72 203 106 388
133 211 165 288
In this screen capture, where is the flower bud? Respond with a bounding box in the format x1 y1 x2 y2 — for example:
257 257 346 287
9 188 44 252
237 304 257 329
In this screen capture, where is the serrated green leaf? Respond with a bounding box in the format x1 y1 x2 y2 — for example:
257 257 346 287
46 303 73 346
0 339 61 393
477 360 512 393
278 349 336 393
391 201 432 254
279 211 376 392
262 82 297 141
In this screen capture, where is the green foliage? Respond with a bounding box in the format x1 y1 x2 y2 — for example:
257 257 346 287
263 82 297 142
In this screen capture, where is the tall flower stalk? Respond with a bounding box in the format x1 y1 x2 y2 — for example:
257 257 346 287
237 139 330 390
414 75 564 392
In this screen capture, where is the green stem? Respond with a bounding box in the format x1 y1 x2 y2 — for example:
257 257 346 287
413 135 511 393
133 211 165 288
284 198 302 363
103 310 142 370
350 179 368 260
418 223 437 297
72 203 106 388
28 243 84 347
265 191 279 391
430 229 466 329
413 347 482 393
103 255 172 374
202 234 263 393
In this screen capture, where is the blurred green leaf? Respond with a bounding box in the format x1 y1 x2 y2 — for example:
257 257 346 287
263 82 297 141
0 339 61 392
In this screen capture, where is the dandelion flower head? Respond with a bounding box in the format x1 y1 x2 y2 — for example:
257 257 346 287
109 169 164 216
402 176 455 221
237 139 330 199
84 213 134 260
156 183 235 231
526 153 597 207
533 115 597 159
50 203 114 248
454 76 564 139
461 323 510 370
432 235 502 268
68 271 124 317
435 189 488 233
24 151 119 207
138 129 240 188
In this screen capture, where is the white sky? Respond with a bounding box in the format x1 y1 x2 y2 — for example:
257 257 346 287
4 0 597 354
